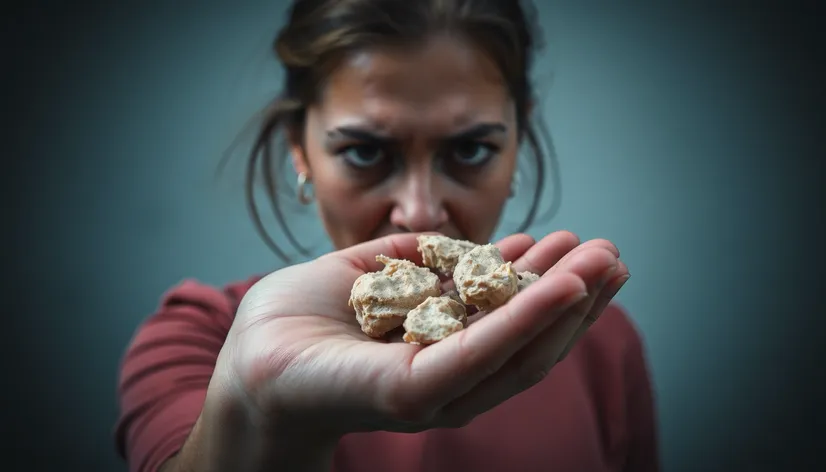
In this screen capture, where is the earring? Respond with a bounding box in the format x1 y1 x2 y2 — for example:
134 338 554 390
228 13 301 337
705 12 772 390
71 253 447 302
509 172 520 198
297 172 314 205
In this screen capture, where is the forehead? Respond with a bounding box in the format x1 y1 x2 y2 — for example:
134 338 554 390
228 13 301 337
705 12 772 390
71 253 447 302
315 35 514 134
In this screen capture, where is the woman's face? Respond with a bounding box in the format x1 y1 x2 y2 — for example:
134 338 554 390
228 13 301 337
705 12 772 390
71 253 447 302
291 34 520 249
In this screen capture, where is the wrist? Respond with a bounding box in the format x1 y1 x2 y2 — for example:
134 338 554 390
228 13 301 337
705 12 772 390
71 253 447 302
170 384 340 472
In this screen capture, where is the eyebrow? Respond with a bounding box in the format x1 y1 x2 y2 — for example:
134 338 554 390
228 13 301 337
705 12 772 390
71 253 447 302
448 122 507 141
325 122 508 144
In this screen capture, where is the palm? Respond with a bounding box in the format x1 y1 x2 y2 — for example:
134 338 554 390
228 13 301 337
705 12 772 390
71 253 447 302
226 232 627 434
253 256 424 343
230 257 421 429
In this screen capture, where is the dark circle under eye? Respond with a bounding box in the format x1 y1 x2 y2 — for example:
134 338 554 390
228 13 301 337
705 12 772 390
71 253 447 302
453 142 495 166
341 144 385 168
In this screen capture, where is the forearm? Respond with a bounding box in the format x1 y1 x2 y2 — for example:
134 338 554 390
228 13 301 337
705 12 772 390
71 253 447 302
161 394 338 472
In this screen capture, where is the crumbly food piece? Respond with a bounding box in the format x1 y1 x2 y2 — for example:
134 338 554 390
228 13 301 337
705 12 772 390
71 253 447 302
453 244 518 312
417 235 479 275
442 289 464 305
349 255 441 338
402 295 468 345
517 271 541 292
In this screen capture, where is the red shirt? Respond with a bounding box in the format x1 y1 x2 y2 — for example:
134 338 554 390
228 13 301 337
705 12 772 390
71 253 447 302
115 277 660 472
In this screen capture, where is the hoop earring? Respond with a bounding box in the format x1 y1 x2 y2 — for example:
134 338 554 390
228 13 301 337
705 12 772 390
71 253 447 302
509 172 520 198
297 172 314 205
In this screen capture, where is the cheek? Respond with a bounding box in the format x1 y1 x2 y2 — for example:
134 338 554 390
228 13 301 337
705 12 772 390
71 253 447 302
300 127 389 247
448 157 515 242
450 189 509 242
312 178 391 247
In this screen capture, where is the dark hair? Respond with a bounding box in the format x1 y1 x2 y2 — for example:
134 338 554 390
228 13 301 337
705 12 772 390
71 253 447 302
228 0 560 262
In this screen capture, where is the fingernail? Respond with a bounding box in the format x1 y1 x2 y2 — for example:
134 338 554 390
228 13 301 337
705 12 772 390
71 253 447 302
597 265 619 289
606 274 630 297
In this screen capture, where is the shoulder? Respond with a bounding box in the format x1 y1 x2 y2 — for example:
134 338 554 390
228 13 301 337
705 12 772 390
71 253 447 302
123 274 265 346
153 275 264 320
123 274 265 352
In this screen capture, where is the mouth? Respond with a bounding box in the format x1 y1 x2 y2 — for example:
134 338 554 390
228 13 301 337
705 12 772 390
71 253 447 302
372 226 465 241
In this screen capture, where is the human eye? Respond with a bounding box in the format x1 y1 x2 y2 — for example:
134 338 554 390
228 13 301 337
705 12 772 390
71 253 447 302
451 141 499 167
339 143 387 168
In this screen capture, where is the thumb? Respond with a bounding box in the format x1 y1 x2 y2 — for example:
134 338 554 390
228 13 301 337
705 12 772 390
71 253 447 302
327 232 440 272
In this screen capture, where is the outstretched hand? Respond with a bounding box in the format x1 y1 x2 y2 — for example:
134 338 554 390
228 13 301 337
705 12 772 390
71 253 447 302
215 231 629 438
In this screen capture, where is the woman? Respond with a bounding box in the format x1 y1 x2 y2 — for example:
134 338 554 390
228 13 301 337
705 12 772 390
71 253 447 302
115 1 659 471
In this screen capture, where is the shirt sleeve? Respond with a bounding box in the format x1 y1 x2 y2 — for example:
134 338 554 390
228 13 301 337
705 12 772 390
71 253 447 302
622 318 661 472
114 279 250 472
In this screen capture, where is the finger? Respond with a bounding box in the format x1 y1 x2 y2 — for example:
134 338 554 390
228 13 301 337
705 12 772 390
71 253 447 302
579 258 629 331
511 230 580 275
546 238 620 275
557 260 631 362
390 271 587 422
440 233 535 294
437 308 586 426
400 246 618 417
495 233 536 263
435 250 620 425
334 232 536 275
330 232 441 272
510 245 620 339
454 231 578 319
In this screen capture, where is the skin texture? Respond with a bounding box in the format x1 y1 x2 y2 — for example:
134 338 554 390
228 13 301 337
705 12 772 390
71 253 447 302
161 34 632 472
290 35 518 247
166 232 628 472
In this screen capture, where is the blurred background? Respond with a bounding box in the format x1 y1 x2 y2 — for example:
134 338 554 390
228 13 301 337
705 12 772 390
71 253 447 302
4 1 824 471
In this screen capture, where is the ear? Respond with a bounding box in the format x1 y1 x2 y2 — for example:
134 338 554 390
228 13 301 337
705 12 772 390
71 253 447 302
287 126 310 177
289 144 309 176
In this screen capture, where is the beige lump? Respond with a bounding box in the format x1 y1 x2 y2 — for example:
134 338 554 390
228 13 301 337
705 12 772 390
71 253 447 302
349 255 440 338
453 244 518 312
442 289 464 305
417 235 478 275
402 295 468 345
517 271 541 292
350 236 528 345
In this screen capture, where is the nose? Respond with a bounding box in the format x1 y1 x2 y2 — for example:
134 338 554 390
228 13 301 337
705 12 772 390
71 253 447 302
389 173 448 233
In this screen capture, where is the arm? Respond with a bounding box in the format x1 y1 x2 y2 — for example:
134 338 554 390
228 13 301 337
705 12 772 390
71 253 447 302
115 278 336 472
158 397 338 472
622 323 661 472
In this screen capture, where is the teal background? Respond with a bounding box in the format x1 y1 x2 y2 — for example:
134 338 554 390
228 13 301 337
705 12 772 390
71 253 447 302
6 1 823 470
